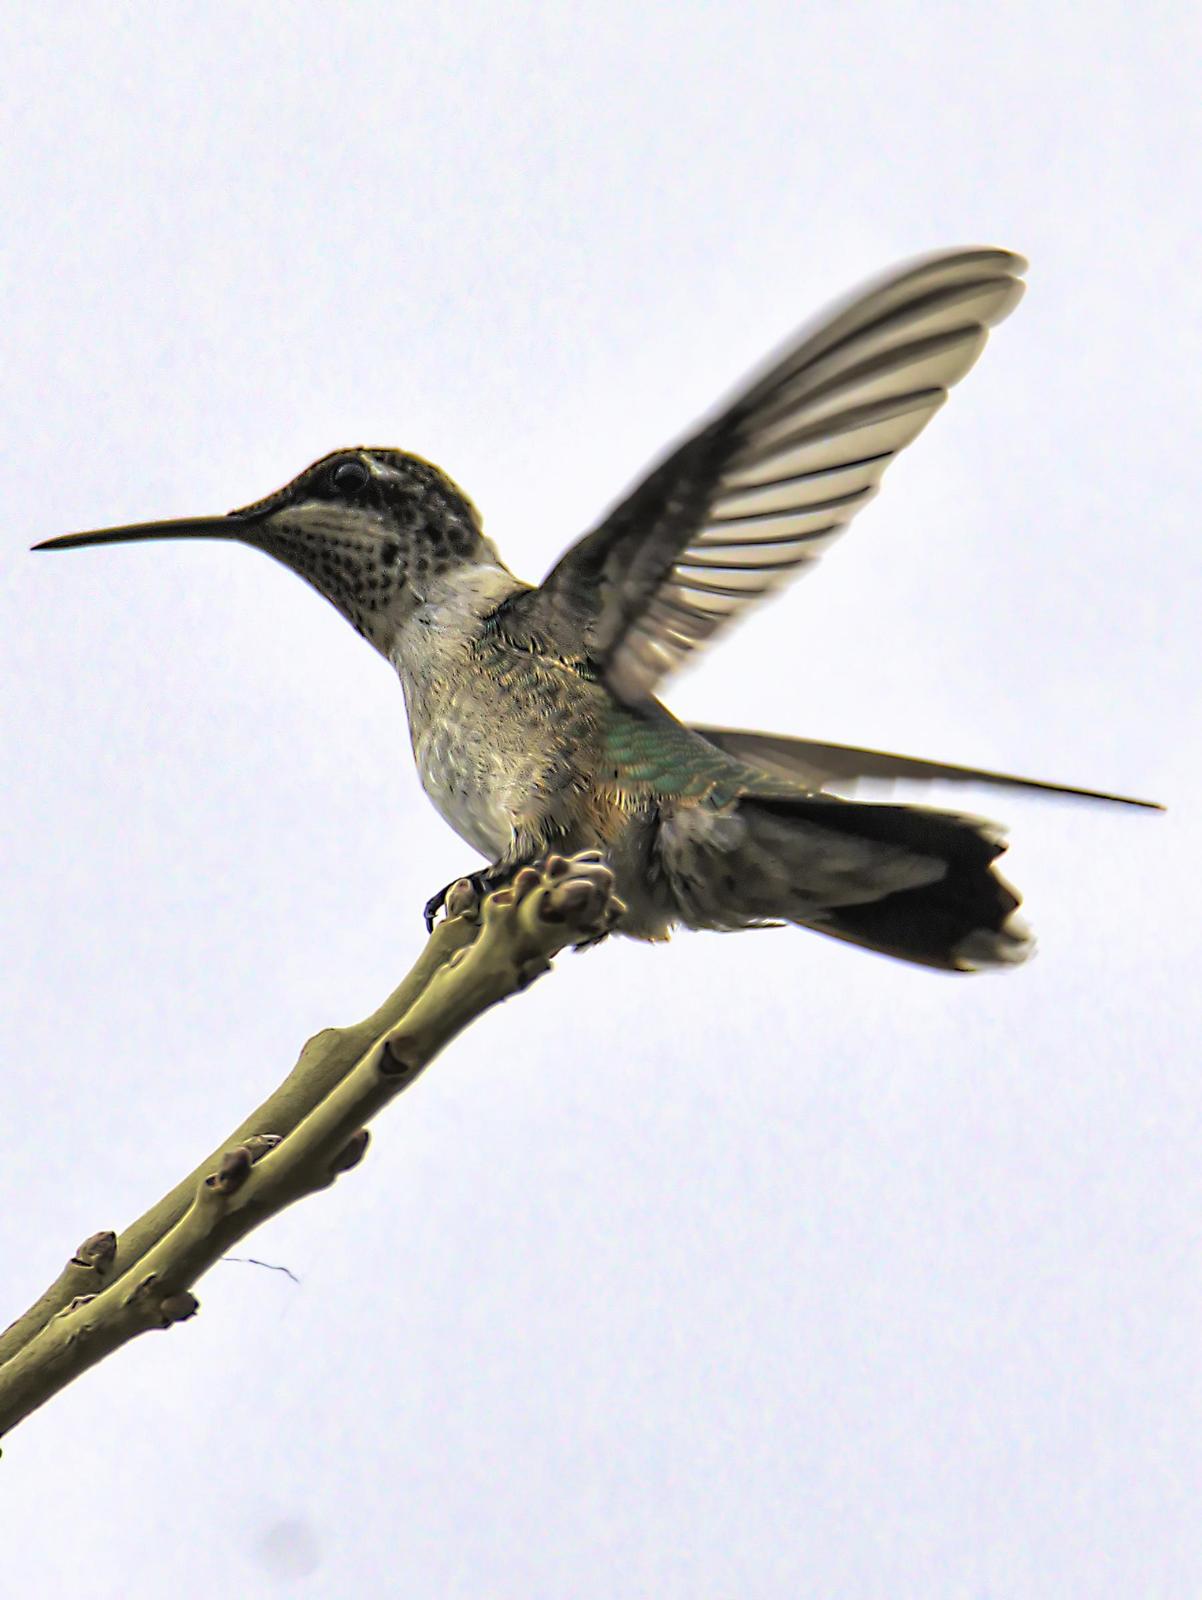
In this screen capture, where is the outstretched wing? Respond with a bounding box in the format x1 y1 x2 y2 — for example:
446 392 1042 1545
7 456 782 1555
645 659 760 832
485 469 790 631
691 725 1164 811
529 247 1026 702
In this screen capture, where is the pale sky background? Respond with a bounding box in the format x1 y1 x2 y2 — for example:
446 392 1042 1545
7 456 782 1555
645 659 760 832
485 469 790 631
2 5 1199 1596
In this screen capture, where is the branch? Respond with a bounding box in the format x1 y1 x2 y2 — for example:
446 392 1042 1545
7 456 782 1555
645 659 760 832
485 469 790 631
0 853 620 1443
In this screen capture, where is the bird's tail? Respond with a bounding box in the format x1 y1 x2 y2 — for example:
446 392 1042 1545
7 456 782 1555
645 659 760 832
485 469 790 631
665 793 1033 971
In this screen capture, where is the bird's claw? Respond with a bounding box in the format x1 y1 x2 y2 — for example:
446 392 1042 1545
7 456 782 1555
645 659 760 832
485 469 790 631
423 885 448 933
423 869 493 932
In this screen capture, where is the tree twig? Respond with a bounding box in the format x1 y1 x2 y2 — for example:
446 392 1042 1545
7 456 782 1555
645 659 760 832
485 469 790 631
0 853 620 1443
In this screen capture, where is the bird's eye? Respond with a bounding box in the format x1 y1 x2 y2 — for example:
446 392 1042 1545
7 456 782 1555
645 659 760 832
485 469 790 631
331 459 369 494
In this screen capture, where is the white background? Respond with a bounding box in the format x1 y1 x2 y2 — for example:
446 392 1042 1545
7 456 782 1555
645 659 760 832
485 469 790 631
2 5 1198 1595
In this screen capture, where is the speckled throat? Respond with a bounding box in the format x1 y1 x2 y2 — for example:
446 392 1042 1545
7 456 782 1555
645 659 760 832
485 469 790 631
240 448 504 650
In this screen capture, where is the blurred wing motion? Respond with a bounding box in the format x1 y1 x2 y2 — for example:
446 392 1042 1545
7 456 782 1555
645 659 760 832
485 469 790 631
530 247 1027 702
691 725 1164 810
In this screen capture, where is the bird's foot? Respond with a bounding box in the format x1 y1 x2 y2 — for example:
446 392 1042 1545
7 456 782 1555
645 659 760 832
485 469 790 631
423 869 498 933
423 851 623 946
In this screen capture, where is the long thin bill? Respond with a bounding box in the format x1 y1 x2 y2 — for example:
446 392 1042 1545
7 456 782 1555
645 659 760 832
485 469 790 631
32 516 250 553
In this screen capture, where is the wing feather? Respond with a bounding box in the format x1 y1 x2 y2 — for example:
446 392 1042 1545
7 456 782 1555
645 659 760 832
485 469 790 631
529 247 1027 702
691 725 1164 810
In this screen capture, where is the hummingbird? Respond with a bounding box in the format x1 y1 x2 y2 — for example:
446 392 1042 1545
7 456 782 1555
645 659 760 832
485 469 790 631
35 247 1159 971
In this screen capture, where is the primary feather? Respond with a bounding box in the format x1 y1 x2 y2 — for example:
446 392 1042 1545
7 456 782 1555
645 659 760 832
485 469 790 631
532 248 1027 702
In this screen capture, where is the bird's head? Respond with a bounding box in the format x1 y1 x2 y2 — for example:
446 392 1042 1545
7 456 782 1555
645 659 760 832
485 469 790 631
35 447 499 648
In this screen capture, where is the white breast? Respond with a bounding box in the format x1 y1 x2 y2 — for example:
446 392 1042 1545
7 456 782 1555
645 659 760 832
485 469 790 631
411 713 517 860
389 561 530 863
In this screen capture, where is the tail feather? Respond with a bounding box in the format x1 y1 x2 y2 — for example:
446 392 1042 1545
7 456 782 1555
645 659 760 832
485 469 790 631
663 793 1033 972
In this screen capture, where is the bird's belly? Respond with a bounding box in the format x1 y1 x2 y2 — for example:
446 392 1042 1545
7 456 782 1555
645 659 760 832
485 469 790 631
411 717 519 860
400 641 643 875
412 707 678 938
